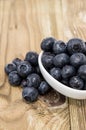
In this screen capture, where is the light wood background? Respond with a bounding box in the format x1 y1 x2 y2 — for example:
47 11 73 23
0 0 86 130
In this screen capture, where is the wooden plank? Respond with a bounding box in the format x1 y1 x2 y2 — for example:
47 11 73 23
62 0 86 130
0 0 70 130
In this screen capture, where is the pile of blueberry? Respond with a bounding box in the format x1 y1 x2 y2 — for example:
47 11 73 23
5 37 86 103
5 52 51 102
41 37 86 90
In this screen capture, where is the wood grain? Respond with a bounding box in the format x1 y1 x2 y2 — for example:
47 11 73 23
62 0 86 130
0 0 70 130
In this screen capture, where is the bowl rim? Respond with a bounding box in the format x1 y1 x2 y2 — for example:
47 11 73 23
38 51 86 93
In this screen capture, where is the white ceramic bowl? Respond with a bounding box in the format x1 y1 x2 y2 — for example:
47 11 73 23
38 51 86 99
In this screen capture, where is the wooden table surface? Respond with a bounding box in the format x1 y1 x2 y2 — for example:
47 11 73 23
0 0 86 130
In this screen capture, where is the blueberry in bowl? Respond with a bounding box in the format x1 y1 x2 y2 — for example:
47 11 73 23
38 37 86 99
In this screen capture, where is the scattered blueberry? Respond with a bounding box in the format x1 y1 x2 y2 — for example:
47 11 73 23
38 81 50 95
78 65 86 80
25 52 38 66
5 63 17 75
67 38 86 54
61 65 76 79
17 61 33 78
41 37 56 52
69 76 84 90
70 53 86 68
21 80 27 88
27 73 41 88
50 67 61 80
22 87 39 102
8 71 22 86
12 58 22 66
5 37 86 104
53 53 69 68
35 66 41 74
53 40 67 54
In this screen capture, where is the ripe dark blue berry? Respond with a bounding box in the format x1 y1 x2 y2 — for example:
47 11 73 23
35 66 41 74
17 61 33 78
50 67 61 80
78 65 86 80
83 82 86 90
41 37 55 52
22 87 39 102
61 65 76 79
43 52 55 57
69 76 84 90
12 58 22 66
70 53 86 67
53 53 69 68
27 73 41 88
25 52 38 66
38 81 50 95
42 54 54 69
5 63 17 75
53 40 67 54
21 80 27 88
67 38 86 54
8 71 22 86
61 79 69 86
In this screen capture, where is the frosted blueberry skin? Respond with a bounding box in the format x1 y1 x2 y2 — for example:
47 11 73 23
67 38 86 55
50 67 61 81
5 63 17 75
17 61 33 78
78 65 86 80
22 87 39 102
27 73 41 88
8 71 22 86
61 65 76 79
53 53 70 68
25 52 38 66
69 76 84 90
38 81 51 95
41 37 56 52
70 53 86 68
53 40 67 54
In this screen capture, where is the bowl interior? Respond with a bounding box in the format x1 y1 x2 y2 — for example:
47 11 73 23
38 51 86 99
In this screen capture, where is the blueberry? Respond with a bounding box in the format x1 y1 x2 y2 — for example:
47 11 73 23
27 73 41 88
41 37 56 52
5 63 17 75
50 67 61 80
42 54 54 69
43 52 55 57
61 65 76 79
17 61 33 78
78 65 86 80
8 71 22 86
53 53 69 68
12 58 22 66
22 87 39 102
21 80 27 88
61 79 69 86
70 53 86 67
67 38 86 54
69 76 84 90
38 81 50 95
83 82 86 90
25 52 38 66
35 66 41 74
53 40 67 54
